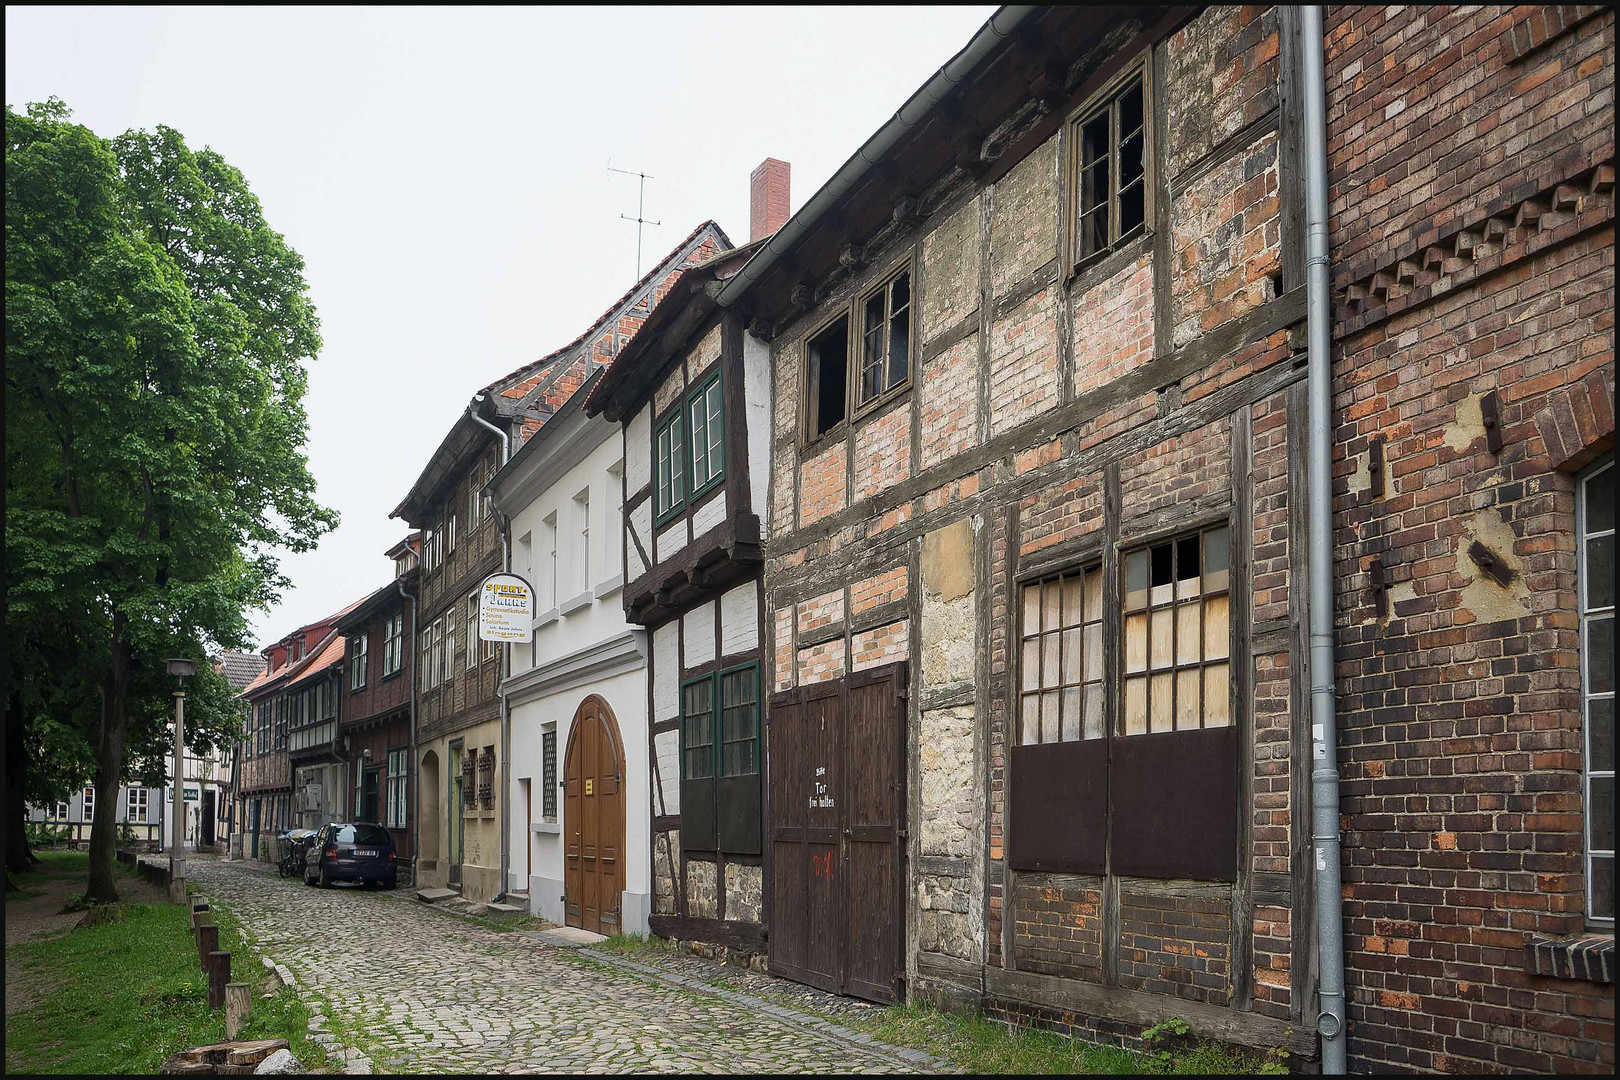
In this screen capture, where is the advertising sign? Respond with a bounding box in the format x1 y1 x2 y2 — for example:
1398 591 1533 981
479 572 535 643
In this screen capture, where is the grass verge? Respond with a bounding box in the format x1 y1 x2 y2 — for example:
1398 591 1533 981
4 854 332 1075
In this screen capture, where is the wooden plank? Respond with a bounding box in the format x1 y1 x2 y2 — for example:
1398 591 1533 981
985 966 1317 1057
1230 402 1256 1012
648 914 766 953
1101 463 1122 987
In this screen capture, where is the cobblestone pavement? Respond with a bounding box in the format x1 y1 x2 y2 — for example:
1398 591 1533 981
189 858 932 1074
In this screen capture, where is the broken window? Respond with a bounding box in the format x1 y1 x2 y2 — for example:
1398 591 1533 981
1122 525 1230 735
805 316 849 439
858 269 911 408
1019 566 1104 744
1071 70 1148 264
1580 456 1615 923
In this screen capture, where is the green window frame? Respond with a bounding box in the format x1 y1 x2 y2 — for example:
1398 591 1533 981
680 663 759 781
688 372 725 500
655 407 686 523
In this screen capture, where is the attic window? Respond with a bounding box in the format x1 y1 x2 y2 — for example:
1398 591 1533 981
805 316 849 439
1071 68 1149 265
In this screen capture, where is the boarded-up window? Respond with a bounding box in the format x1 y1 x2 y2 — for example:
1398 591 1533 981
1122 526 1230 735
1019 566 1104 744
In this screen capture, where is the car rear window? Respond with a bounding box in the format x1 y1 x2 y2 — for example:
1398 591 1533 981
335 825 391 846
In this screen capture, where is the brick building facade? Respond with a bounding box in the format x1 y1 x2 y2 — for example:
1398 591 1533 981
1326 4 1614 1072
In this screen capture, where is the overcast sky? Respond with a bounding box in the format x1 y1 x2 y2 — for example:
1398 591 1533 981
6 5 996 649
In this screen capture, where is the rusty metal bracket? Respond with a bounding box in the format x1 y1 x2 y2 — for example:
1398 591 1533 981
1369 556 1389 620
1368 435 1385 498
1479 390 1504 454
1468 540 1517 587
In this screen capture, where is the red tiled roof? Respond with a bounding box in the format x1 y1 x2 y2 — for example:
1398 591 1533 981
284 634 346 688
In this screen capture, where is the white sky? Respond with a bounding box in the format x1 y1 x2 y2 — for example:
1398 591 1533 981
6 5 996 649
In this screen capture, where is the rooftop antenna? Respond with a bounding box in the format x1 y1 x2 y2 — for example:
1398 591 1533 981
608 160 661 280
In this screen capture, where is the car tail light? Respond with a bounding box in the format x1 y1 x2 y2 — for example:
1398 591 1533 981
324 848 337 859
388 851 396 862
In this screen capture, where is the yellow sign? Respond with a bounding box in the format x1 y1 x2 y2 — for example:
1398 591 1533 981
585 778 594 796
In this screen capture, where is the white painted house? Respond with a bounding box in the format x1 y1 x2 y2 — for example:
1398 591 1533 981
487 368 652 935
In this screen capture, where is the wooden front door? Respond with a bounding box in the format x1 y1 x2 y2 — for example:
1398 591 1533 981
449 743 464 887
564 697 624 935
768 661 907 1003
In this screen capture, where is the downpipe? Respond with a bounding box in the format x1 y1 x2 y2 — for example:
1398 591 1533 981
1301 7 1348 1072
466 398 512 905
398 577 419 887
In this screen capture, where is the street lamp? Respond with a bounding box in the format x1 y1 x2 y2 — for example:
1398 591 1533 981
165 657 197 904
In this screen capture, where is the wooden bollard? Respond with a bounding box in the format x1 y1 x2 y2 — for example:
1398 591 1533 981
189 902 209 929
224 982 251 1039
196 921 218 966
207 951 230 1009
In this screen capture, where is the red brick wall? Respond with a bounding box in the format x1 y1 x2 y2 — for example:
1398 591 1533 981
1118 892 1233 1006
1012 875 1105 982
1328 3 1616 1073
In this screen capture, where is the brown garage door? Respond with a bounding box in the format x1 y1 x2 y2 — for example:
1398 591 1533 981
768 661 906 1003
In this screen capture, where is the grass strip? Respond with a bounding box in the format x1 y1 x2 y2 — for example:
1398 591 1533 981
4 854 332 1075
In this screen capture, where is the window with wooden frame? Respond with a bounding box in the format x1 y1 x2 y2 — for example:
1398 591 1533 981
681 676 715 781
804 315 850 440
386 748 409 829
858 268 912 409
688 372 725 498
419 620 434 691
466 593 479 671
719 666 760 777
655 409 686 521
681 663 761 856
1122 525 1231 734
349 634 368 691
127 787 150 824
383 613 404 677
1578 456 1614 923
1069 62 1150 266
1019 566 1105 744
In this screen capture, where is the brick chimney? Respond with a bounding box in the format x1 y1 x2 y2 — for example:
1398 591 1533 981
750 158 791 242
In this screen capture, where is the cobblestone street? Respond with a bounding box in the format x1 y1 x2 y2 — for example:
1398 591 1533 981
189 859 933 1074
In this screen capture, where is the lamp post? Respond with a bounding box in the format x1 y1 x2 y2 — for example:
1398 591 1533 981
165 657 197 903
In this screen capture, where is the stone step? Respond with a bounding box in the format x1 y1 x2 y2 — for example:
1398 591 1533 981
414 887 460 905
482 902 527 922
534 926 608 948
505 890 530 903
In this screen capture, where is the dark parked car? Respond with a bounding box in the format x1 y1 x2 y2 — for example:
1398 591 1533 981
304 822 397 889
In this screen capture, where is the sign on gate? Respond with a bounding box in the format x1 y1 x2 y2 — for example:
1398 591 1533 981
478 572 535 643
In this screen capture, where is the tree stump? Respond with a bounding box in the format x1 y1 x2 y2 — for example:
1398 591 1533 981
224 983 251 1039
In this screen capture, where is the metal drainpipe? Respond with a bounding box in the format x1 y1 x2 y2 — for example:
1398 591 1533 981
398 577 419 887
467 398 511 903
1301 7 1347 1073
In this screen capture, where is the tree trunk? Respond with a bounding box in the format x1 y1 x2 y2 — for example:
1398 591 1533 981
87 611 131 904
5 688 39 876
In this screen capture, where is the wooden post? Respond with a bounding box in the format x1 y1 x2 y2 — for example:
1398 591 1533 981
196 921 218 966
224 982 251 1039
189 902 209 930
207 951 230 1009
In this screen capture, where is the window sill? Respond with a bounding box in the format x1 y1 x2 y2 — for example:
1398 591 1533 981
533 606 559 628
558 590 593 616
530 821 561 835
1527 934 1613 983
593 575 623 601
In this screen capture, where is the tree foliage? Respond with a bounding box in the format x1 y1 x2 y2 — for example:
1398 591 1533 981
4 99 335 897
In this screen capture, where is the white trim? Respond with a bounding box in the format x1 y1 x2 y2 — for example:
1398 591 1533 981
593 575 624 601
501 629 647 704
558 590 593 616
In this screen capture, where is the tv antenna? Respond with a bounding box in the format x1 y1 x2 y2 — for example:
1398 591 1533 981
608 161 661 280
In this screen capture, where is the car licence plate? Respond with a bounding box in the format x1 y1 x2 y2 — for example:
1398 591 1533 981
354 849 377 857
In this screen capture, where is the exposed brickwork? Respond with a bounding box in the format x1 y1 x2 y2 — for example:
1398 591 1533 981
989 135 1059 299
798 441 847 527
1119 416 1232 520
989 286 1060 437
1118 893 1233 1006
1252 905 1293 1020
750 158 791 243
920 197 982 342
1018 470 1105 559
852 620 909 671
796 638 846 686
850 566 908 615
1072 251 1154 397
772 605 795 693
1012 875 1104 983
919 334 980 470
1170 131 1281 348
1164 6 1281 181
1328 5 1616 1073
795 589 844 635
852 403 911 502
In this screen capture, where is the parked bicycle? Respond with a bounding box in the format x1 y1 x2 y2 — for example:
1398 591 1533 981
277 828 318 878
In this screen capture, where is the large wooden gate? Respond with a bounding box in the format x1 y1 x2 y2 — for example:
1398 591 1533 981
768 662 906 1003
564 696 624 935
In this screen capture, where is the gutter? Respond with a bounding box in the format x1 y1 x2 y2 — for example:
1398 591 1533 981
1301 8 1347 1072
466 397 514 904
715 5 1040 310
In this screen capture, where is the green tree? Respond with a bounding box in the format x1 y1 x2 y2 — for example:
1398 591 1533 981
5 99 335 901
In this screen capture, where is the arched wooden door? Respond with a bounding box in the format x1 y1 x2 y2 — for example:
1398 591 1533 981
564 696 625 935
